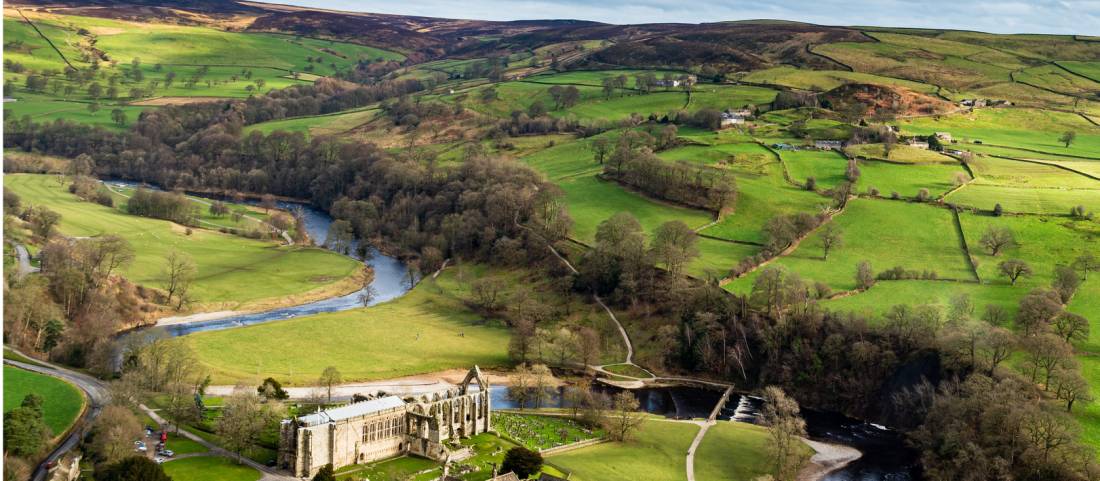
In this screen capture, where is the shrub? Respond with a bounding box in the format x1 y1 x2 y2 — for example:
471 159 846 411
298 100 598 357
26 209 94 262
891 191 901 200
501 446 543 479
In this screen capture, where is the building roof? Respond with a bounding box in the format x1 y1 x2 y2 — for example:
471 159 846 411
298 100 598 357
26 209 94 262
489 473 521 481
297 396 406 426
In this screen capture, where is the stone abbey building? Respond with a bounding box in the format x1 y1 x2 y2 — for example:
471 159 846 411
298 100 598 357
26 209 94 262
278 367 492 477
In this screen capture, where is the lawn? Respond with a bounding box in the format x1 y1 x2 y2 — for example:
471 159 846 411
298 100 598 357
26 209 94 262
688 237 761 280
336 456 440 481
179 268 512 385
4 174 362 311
695 421 799 481
558 175 714 244
161 455 261 481
550 419 698 481
493 413 604 450
726 199 976 293
3 366 84 435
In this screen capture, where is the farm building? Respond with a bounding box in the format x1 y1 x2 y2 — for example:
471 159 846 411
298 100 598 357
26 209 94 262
934 132 952 142
279 367 491 478
814 140 843 150
907 139 930 149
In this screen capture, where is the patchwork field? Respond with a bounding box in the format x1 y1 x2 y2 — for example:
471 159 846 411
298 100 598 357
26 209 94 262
558 175 714 244
3 366 84 435
726 199 976 293
4 174 362 310
945 184 1100 214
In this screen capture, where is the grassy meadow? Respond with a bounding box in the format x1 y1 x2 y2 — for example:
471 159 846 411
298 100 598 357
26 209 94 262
180 268 512 385
162 456 261 481
549 419 696 481
4 174 362 311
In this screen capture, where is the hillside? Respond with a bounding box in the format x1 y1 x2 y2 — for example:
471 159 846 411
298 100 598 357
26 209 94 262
3 3 1100 481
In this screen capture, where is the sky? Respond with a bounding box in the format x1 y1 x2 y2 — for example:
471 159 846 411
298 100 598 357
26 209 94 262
259 0 1100 35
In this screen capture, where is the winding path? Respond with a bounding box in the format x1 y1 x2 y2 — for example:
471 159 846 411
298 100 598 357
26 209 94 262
13 243 39 279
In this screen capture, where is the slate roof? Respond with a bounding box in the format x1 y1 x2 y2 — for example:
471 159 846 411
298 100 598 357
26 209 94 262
297 396 406 426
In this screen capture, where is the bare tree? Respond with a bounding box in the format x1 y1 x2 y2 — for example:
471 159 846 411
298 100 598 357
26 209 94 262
999 259 1032 285
980 226 1016 256
604 390 646 442
88 405 143 465
319 366 342 404
819 223 843 261
762 386 808 481
1073 253 1098 280
163 250 197 309
216 390 281 463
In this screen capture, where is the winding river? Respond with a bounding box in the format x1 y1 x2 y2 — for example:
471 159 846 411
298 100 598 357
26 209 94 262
106 180 414 338
106 181 917 479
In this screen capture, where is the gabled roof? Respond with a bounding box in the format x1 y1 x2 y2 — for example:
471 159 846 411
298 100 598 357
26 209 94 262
297 396 406 426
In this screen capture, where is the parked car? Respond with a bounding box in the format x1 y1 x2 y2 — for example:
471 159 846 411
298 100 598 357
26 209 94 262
158 449 175 457
154 457 166 464
134 441 147 452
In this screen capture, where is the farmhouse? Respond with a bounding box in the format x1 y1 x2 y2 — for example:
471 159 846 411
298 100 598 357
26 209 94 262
814 140 843 150
934 132 952 142
907 139 930 149
278 367 491 478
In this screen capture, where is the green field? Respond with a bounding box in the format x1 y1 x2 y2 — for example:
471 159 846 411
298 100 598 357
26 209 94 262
743 66 939 93
856 160 967 198
845 144 958 164
549 419 696 481
727 199 976 293
945 184 1100 214
4 174 362 311
180 268 512 384
242 108 379 136
559 175 714 244
894 109 1100 159
696 421 804 481
162 455 261 481
700 170 826 244
966 155 1100 189
781 149 849 189
3 366 84 435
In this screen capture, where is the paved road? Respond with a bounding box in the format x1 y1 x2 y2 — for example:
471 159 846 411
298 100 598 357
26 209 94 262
4 352 108 481
13 243 39 279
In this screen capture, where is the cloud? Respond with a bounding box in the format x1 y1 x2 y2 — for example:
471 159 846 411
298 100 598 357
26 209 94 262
262 0 1099 34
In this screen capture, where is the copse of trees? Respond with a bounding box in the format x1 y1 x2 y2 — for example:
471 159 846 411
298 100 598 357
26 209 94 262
601 133 736 214
126 188 197 226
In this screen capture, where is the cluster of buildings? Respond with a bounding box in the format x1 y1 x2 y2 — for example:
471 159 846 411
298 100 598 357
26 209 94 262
720 108 754 126
278 367 492 478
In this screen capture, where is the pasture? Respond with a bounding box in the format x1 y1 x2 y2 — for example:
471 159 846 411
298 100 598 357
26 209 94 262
180 269 512 385
4 174 362 311
845 144 957 164
855 160 966 198
695 421 804 481
944 184 1100 214
700 172 826 244
781 149 849 189
558 175 714 244
894 108 1100 159
3 366 84 435
726 199 975 293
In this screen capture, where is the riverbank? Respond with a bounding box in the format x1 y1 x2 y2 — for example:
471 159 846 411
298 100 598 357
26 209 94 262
798 439 863 481
153 264 371 326
204 367 521 399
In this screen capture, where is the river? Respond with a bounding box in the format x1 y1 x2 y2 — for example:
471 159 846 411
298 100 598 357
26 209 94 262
104 180 414 337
